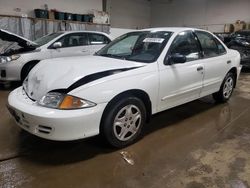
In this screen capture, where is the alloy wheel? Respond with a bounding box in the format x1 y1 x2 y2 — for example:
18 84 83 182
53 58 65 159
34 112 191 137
223 77 234 99
113 104 142 141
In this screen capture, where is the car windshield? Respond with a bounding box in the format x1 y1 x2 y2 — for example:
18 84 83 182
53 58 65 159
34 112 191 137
96 31 173 63
34 32 63 46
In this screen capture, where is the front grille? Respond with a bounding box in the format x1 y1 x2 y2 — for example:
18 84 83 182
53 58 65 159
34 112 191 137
37 125 52 134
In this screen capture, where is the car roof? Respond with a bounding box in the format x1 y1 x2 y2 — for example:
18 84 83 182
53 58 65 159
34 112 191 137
57 30 110 35
55 30 112 39
140 27 207 33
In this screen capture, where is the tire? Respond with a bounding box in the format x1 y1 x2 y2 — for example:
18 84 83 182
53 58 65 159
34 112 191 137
21 63 36 82
213 72 235 103
101 97 146 148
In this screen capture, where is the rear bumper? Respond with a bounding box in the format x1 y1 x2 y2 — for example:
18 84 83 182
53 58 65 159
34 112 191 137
8 87 107 141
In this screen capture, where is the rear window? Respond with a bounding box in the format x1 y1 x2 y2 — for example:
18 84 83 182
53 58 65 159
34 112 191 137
195 31 226 58
89 33 110 45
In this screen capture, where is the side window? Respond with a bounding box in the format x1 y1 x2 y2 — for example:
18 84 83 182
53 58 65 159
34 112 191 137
169 31 200 62
56 33 88 48
215 38 227 54
89 33 110 45
195 31 226 58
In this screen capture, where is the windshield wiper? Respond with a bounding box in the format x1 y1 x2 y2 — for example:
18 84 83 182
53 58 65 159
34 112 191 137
98 53 126 60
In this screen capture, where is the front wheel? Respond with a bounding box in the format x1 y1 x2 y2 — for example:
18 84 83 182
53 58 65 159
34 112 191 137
213 72 235 103
101 97 146 148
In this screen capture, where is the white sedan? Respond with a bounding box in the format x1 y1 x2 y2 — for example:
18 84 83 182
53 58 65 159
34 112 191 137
8 27 241 148
0 29 112 82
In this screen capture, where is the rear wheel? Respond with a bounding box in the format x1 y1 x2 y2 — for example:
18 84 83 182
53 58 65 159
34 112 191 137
101 97 146 148
213 72 235 103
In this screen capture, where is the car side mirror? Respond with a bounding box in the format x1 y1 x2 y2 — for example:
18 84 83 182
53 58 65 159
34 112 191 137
164 53 186 65
52 42 62 49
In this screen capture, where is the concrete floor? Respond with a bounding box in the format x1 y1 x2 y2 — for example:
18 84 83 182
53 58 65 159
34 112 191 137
0 72 250 188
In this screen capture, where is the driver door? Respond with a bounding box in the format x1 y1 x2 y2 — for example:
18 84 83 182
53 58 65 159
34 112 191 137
158 30 204 111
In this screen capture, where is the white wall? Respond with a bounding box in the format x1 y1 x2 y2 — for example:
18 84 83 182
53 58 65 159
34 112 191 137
0 0 102 17
2 0 249 33
108 0 151 29
0 0 151 30
110 28 135 38
151 0 250 32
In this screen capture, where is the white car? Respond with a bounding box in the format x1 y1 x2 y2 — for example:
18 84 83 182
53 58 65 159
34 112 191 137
0 29 112 82
8 27 241 148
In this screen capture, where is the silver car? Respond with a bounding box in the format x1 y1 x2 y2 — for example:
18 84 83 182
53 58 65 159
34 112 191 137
0 29 112 83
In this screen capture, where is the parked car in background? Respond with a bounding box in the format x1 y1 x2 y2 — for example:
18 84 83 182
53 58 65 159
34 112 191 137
226 30 250 67
214 33 232 44
8 28 241 148
0 29 112 83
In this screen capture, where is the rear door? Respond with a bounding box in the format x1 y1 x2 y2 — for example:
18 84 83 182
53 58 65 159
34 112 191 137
50 32 91 58
194 31 231 97
88 33 111 54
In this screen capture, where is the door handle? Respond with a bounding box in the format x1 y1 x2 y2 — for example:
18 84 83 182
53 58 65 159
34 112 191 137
197 66 204 71
82 49 88 52
227 60 232 64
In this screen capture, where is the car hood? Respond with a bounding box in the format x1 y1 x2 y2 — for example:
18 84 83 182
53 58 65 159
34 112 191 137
0 29 37 48
24 55 146 101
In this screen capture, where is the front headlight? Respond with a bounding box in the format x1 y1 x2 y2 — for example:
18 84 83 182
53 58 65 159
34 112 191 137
0 55 20 63
39 92 96 110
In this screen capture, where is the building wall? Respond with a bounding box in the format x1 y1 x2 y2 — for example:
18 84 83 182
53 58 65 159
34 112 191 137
151 0 250 32
110 28 135 38
0 0 102 17
1 0 249 32
0 0 151 30
108 0 151 29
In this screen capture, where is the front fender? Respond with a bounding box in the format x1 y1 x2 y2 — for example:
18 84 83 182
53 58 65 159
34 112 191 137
70 70 159 114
